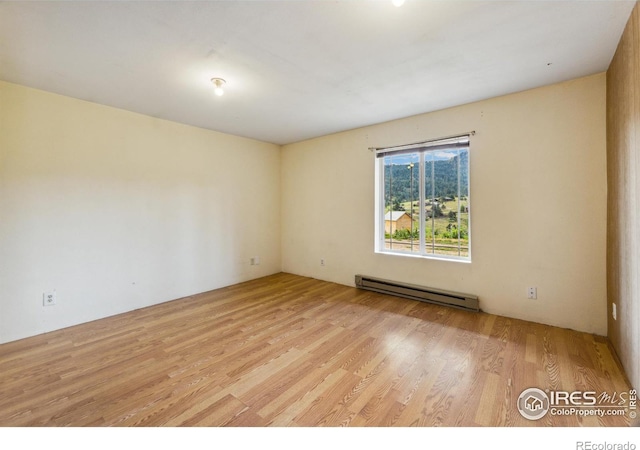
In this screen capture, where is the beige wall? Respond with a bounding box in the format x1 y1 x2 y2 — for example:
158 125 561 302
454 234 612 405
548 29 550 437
607 2 640 389
282 73 608 335
0 81 281 343
0 72 613 344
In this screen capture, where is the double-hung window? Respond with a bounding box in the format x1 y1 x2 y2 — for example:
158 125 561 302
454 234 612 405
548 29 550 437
375 133 472 261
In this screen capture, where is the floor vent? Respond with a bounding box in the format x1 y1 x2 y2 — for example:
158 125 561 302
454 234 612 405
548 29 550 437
355 275 479 312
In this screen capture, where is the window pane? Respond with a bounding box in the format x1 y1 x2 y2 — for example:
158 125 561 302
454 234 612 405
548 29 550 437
459 148 469 257
424 152 435 254
383 153 419 253
424 148 469 257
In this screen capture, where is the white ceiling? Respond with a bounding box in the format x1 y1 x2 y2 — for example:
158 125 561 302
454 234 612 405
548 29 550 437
0 1 635 145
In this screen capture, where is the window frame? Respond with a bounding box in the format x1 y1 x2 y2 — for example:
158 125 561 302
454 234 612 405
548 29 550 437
374 134 472 263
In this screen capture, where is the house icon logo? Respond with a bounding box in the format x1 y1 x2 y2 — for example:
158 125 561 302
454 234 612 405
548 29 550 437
517 388 550 420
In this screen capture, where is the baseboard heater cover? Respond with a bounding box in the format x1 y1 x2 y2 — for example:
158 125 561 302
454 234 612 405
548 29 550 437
355 275 479 312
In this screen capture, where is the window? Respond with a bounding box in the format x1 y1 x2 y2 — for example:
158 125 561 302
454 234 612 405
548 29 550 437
375 134 471 261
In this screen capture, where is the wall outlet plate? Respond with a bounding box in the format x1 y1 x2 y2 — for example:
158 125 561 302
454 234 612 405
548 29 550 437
43 291 56 306
527 287 537 299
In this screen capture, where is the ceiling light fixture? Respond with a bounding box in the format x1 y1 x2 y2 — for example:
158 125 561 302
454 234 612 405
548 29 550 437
392 0 405 7
211 78 226 96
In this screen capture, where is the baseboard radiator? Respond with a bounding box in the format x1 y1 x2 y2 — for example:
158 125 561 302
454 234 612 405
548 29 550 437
355 275 479 312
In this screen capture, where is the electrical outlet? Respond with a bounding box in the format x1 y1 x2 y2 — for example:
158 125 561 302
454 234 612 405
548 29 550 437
320 258 325 266
527 287 537 299
43 291 56 306
251 256 260 265
612 302 617 321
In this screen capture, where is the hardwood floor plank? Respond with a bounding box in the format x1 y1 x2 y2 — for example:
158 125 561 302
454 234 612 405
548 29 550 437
393 358 447 426
180 394 248 427
266 368 349 426
292 370 362 426
474 372 501 426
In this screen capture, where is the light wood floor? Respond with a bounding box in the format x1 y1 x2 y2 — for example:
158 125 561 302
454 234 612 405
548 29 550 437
0 273 633 427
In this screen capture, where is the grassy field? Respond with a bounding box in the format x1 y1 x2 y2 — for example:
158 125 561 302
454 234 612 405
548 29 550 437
399 198 469 231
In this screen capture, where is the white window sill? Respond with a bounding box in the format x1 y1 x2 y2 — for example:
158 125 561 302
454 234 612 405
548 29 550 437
375 249 472 264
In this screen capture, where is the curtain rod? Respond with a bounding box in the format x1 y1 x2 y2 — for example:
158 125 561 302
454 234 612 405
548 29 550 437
368 130 476 152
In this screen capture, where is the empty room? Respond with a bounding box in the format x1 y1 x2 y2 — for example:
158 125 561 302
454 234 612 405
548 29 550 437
1 0 639 440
